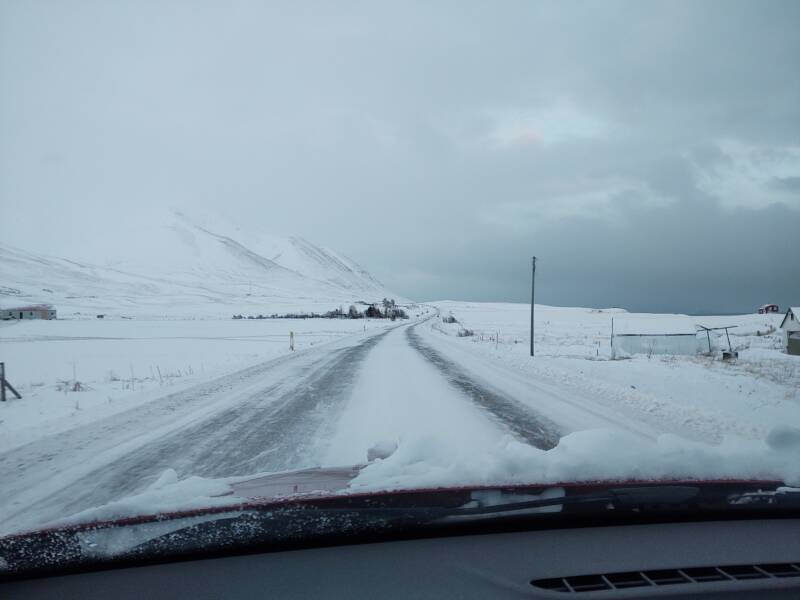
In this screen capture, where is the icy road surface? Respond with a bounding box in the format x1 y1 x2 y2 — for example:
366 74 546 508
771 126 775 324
1 316 661 535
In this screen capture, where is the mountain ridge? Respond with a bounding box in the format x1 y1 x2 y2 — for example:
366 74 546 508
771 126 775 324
0 213 403 319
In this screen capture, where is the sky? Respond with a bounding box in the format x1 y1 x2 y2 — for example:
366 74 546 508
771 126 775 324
1 0 799 313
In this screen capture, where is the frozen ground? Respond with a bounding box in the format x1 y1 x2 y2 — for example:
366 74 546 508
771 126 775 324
1 302 799 535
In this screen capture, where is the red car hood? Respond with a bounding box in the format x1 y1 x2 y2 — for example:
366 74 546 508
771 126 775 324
0 463 788 544
0 467 792 581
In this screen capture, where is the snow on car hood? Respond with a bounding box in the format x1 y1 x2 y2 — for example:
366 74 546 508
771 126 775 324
351 426 800 492
40 425 800 533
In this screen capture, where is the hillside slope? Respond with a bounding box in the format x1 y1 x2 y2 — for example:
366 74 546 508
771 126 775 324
0 212 401 318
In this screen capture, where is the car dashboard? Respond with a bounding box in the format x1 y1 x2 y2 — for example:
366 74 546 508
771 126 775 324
3 517 799 599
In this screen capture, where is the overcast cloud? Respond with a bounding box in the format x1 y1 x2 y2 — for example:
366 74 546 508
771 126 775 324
1 1 799 313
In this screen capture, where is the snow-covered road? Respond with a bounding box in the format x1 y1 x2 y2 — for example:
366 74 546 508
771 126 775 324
1 326 397 534
1 312 764 535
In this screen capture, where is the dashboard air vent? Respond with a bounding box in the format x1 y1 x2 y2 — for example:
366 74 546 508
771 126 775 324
531 563 800 593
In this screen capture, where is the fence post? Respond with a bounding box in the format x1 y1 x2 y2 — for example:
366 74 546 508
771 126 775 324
0 362 21 401
610 317 615 360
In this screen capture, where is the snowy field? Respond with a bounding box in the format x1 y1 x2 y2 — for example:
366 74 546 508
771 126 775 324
427 301 799 443
0 317 395 452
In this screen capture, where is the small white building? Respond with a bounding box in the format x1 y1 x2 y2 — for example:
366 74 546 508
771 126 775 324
612 314 699 356
780 307 800 356
780 307 800 334
0 304 57 320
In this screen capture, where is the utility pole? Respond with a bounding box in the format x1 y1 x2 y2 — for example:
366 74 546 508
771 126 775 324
530 256 537 357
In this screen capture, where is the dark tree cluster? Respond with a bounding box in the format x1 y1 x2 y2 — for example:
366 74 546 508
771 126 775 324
233 303 408 321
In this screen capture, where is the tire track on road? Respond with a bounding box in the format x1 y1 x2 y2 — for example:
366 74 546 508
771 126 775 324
405 325 562 450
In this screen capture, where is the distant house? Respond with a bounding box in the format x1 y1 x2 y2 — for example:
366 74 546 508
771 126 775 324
0 304 57 320
758 304 780 314
780 307 800 356
612 314 699 356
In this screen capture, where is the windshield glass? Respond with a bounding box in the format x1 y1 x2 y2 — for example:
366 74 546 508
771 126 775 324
0 0 799 554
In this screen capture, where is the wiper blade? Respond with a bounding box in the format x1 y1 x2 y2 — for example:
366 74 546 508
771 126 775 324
451 485 800 519
728 487 800 508
454 485 800 518
450 486 700 518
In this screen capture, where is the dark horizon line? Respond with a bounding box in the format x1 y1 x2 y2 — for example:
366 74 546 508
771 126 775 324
415 297 788 317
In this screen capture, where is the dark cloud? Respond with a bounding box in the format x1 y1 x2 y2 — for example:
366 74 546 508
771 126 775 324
477 200 800 315
770 176 800 193
1 1 799 312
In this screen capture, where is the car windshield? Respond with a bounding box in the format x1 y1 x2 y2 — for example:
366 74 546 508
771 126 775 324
0 0 799 566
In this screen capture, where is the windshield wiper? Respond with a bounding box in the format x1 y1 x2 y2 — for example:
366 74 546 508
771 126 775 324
451 485 700 517
727 487 800 509
447 485 800 519
444 485 800 521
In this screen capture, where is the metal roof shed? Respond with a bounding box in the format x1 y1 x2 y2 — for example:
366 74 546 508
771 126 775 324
612 314 699 357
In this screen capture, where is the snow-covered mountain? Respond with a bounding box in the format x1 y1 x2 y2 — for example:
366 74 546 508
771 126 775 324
0 211 402 318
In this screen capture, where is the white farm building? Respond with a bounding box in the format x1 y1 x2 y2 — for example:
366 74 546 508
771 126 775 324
780 307 800 356
612 314 699 357
0 304 57 320
780 307 800 335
